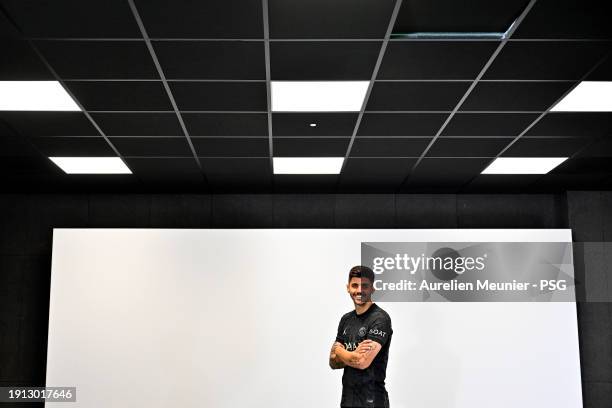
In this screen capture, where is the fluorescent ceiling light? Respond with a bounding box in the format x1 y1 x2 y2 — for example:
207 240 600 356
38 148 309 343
271 81 369 112
273 157 344 174
551 81 612 112
481 157 567 174
392 18 516 40
392 32 504 39
0 81 80 111
50 157 132 174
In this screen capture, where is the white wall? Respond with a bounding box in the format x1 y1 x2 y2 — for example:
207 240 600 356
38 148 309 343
46 229 582 408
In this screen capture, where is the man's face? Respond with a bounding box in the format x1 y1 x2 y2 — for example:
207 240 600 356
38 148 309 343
347 277 374 305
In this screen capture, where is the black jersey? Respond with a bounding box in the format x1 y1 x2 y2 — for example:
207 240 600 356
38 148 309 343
335 303 393 408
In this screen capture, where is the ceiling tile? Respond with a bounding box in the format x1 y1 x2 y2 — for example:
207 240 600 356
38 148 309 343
153 41 265 79
170 82 267 111
502 137 591 157
192 138 269 157
66 81 172 111
110 137 193 157
270 41 381 80
124 158 203 184
460 81 575 111
134 0 263 38
203 158 272 190
1 0 141 38
442 113 539 136
91 113 183 136
0 112 98 137
272 113 357 136
183 113 268 136
379 41 497 79
203 158 269 175
587 56 612 81
29 137 116 156
274 138 349 157
340 158 416 189
358 113 447 136
0 156 59 176
552 157 612 174
0 7 22 39
575 138 612 158
269 0 395 39
0 40 53 80
513 0 612 39
367 82 469 110
393 0 529 33
525 112 612 137
0 122 40 157
36 41 158 79
350 138 430 157
484 41 610 80
426 138 509 157
407 158 491 188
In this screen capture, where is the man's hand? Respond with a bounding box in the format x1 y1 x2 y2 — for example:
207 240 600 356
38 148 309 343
354 339 376 354
331 341 345 354
329 342 346 369
335 339 382 370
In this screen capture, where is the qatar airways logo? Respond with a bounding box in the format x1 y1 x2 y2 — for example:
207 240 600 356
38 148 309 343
372 253 487 275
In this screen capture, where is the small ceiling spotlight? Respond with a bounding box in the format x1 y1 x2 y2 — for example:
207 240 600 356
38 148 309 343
309 123 317 127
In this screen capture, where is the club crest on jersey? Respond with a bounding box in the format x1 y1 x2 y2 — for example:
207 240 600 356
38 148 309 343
358 326 367 337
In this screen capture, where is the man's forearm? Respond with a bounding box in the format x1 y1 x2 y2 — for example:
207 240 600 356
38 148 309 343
329 342 347 369
334 347 366 369
329 352 346 369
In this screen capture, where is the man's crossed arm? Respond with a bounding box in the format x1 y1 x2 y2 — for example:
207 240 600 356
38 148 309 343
329 340 381 370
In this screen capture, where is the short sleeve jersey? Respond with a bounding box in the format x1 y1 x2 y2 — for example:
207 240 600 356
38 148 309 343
335 303 393 408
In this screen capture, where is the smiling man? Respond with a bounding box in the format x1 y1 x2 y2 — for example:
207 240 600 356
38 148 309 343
329 266 393 408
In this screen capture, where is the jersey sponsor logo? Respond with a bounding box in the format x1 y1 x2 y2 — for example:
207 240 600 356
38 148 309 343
344 341 358 351
358 326 367 337
369 328 386 337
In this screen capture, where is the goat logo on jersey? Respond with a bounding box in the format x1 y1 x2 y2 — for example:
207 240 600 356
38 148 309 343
369 328 386 337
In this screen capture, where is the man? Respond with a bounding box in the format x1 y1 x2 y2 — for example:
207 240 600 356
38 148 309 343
329 266 393 408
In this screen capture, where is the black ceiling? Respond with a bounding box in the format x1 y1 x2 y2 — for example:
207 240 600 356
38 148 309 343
0 0 611 193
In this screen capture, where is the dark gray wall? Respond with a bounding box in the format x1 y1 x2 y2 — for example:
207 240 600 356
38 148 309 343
567 192 612 406
0 193 610 407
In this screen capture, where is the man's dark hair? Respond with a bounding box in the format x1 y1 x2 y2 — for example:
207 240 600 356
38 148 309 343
348 265 375 284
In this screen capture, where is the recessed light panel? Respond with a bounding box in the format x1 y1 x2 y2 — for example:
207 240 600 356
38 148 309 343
271 81 369 112
393 18 515 40
273 157 344 174
50 157 132 174
0 81 80 111
391 32 505 39
481 157 567 174
551 81 612 112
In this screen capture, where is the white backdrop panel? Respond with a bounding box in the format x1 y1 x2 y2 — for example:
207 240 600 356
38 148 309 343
46 229 582 408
